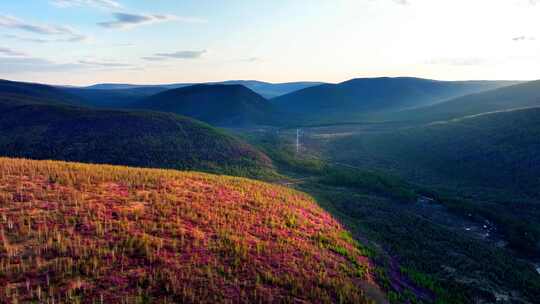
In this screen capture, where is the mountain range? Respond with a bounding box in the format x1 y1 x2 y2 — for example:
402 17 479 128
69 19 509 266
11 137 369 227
381 79 540 123
0 82 272 176
2 75 540 303
80 80 324 99
272 77 520 124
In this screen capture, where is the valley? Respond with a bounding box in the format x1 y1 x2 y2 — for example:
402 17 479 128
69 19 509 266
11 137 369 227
2 2 540 303
2 76 540 303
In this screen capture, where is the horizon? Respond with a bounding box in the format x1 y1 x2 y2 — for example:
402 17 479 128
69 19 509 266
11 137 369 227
0 75 531 88
1 0 540 85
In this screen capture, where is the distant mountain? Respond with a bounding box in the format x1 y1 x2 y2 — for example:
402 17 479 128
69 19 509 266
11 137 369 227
0 79 79 105
83 80 324 99
215 80 325 98
0 96 273 176
132 84 277 126
383 79 540 123
272 77 520 124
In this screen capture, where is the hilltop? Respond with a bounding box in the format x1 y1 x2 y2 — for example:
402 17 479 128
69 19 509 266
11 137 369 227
272 77 519 124
0 158 376 303
83 80 324 99
132 84 277 126
0 79 80 106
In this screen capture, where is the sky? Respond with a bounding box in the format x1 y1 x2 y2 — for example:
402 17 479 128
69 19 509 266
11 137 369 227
1 0 540 85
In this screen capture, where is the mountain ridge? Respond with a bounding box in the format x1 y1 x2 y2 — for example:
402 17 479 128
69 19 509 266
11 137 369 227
131 84 277 126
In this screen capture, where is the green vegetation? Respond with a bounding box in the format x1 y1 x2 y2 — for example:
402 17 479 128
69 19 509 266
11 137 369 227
240 122 540 303
320 167 416 202
0 98 274 179
327 107 540 256
0 79 79 106
301 183 540 304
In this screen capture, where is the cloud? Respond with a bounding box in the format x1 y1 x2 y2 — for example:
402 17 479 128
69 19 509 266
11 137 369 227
0 56 139 74
78 59 133 67
52 0 121 9
426 57 486 66
153 50 207 59
0 47 26 57
0 57 84 73
241 57 261 63
4 33 89 43
512 36 535 41
98 12 186 29
4 34 49 43
0 15 89 42
141 56 168 61
393 0 409 5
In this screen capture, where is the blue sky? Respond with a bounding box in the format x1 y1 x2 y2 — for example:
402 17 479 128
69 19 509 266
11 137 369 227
1 0 540 85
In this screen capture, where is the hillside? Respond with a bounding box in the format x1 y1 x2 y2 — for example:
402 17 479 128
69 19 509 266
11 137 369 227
84 80 324 99
0 99 272 177
326 107 540 254
383 79 540 123
329 107 540 200
62 86 166 109
0 79 80 106
132 84 277 126
272 77 519 124
0 158 376 303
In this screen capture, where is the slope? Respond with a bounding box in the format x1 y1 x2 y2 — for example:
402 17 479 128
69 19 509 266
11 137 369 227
383 79 540 123
0 157 376 303
132 84 277 126
0 99 272 177
83 80 324 99
326 107 540 254
0 79 80 106
62 86 166 109
272 77 519 124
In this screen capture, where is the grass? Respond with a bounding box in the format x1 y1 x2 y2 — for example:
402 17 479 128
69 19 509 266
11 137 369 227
0 157 377 303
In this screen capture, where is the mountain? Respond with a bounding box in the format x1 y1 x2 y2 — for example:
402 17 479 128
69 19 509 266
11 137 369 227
83 80 324 99
215 80 325 98
0 97 272 177
326 107 540 255
132 84 277 126
272 77 520 124
383 79 540 123
0 157 377 303
0 79 79 105
62 86 166 108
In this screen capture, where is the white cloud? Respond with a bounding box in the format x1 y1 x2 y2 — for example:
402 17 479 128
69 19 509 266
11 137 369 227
98 12 183 29
0 47 26 57
52 0 121 9
426 57 487 66
393 0 409 5
153 50 207 59
0 57 85 73
512 36 535 42
0 15 89 42
79 59 133 67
